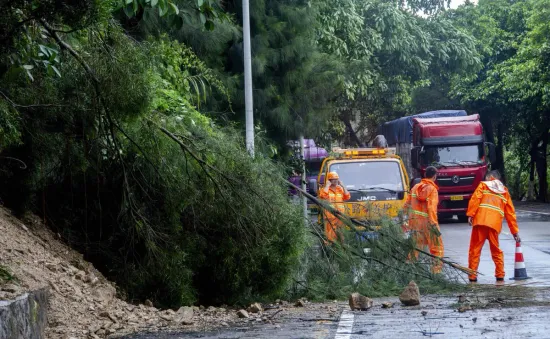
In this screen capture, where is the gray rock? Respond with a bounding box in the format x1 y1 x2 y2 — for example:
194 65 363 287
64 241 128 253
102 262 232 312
173 306 194 324
399 281 421 306
45 263 57 272
237 309 249 318
144 299 154 307
247 302 263 313
348 293 374 310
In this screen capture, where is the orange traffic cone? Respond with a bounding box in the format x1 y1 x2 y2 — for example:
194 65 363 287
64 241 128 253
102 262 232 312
510 241 531 280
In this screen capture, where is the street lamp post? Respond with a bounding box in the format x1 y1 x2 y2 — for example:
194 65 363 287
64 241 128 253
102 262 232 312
243 0 254 156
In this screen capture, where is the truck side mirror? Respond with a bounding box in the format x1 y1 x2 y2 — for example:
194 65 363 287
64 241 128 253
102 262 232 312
411 147 421 169
308 179 318 196
485 142 496 164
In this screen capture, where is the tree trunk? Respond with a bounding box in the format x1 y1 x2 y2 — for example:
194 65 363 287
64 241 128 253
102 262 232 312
527 141 537 201
495 122 506 183
536 130 549 202
340 112 363 147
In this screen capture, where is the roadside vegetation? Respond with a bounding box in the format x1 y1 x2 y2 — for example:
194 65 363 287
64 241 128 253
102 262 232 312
1 0 550 309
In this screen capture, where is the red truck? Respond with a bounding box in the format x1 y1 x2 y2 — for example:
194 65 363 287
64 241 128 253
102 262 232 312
379 110 496 222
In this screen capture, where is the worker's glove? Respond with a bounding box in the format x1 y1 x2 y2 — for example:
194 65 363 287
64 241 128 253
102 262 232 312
468 217 473 226
513 233 521 243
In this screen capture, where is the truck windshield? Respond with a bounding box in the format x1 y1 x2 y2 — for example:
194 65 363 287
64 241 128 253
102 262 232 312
329 161 404 191
423 145 483 166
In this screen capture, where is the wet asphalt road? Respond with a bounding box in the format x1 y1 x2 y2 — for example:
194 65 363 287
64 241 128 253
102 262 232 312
442 210 550 286
125 210 550 339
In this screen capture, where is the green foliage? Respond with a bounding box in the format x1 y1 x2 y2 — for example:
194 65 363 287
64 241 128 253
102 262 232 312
0 7 305 307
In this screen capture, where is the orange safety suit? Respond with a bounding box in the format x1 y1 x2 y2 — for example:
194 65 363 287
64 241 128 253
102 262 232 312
466 179 519 280
404 179 444 273
319 186 351 243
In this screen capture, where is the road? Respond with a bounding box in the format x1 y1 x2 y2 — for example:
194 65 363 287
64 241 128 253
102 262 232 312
442 210 550 286
124 210 550 339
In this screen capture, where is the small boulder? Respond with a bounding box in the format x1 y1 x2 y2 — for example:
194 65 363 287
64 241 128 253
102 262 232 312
294 298 307 307
399 281 421 306
381 302 394 309
237 309 250 318
348 293 374 311
247 302 263 314
45 263 57 272
1 284 19 294
144 299 154 307
173 306 194 324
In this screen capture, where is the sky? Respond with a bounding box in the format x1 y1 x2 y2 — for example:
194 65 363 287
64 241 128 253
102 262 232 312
449 0 477 9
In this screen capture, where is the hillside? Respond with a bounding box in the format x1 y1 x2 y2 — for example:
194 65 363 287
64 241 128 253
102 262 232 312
0 207 237 338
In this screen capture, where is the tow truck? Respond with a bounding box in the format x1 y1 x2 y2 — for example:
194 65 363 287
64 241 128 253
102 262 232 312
313 145 410 229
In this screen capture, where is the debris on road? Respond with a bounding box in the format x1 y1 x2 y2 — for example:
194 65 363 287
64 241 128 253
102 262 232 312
348 292 374 311
421 310 428 316
399 281 421 306
381 302 394 309
295 298 307 307
237 310 250 319
173 306 194 324
247 302 263 314
458 305 473 313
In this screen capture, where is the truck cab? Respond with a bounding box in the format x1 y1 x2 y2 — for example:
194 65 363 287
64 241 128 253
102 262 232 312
315 147 410 225
410 114 495 221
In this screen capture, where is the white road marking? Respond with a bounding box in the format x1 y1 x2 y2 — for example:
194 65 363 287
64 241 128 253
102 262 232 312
335 309 354 339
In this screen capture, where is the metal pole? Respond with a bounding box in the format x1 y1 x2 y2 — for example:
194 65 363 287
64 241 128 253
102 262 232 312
299 134 308 225
243 0 254 156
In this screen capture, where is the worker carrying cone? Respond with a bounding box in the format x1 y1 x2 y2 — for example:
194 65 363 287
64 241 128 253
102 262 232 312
466 170 521 283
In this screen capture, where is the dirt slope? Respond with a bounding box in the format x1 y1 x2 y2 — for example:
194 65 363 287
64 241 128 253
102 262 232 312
0 207 236 338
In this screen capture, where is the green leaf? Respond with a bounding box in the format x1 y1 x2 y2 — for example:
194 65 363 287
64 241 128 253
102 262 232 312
199 13 206 25
205 20 214 31
169 3 179 15
126 0 133 4
151 0 158 6
51 65 61 77
197 0 204 7
158 2 168 16
123 4 135 17
23 65 34 70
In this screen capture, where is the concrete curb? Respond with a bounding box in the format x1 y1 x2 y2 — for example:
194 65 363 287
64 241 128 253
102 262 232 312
0 288 49 339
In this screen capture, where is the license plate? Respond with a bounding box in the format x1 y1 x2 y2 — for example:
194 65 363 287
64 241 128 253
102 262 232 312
450 195 464 201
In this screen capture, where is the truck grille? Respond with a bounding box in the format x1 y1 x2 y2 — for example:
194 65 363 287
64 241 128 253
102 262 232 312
437 176 475 187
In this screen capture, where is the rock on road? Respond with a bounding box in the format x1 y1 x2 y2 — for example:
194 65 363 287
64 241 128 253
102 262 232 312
124 210 550 339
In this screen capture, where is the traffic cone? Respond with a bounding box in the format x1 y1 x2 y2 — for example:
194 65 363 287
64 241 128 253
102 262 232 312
510 241 531 280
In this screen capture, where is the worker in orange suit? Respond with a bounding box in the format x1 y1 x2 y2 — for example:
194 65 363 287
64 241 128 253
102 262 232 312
466 170 521 283
319 171 351 243
404 166 444 273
